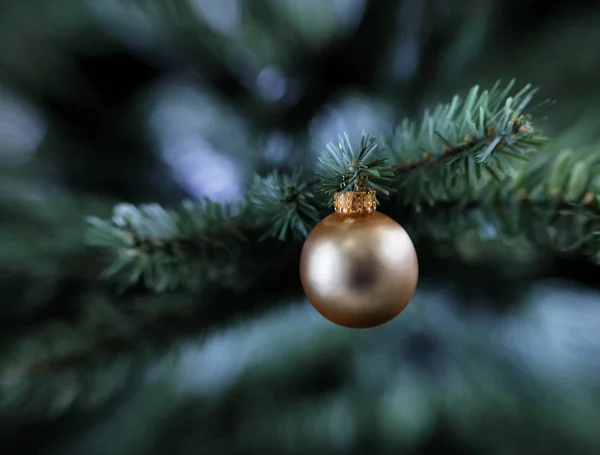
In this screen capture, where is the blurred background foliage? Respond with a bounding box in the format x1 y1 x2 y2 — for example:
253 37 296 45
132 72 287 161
1 0 600 454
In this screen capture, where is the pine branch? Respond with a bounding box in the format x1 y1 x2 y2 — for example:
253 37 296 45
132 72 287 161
384 80 548 208
86 201 254 293
0 249 302 417
84 81 554 293
248 169 322 241
6 150 599 416
317 133 395 204
85 169 328 292
404 149 600 260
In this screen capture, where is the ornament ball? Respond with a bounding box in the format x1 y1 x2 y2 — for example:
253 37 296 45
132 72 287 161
300 192 418 329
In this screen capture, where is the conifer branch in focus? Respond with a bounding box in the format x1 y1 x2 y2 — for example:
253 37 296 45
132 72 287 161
84 81 556 293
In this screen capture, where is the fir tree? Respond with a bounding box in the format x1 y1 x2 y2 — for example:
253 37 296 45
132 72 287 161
1 1 600 454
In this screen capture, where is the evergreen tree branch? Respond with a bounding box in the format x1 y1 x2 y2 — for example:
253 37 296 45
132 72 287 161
317 133 396 204
84 81 551 293
86 201 255 293
404 149 600 260
85 174 325 292
248 169 322 241
4 149 599 416
385 80 548 208
0 248 302 417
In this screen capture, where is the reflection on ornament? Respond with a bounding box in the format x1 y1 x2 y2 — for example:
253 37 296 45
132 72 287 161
300 190 418 328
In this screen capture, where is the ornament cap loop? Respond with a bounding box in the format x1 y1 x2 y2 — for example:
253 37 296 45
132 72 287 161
334 190 377 214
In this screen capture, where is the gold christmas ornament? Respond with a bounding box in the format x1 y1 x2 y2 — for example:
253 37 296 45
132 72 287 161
300 190 418 328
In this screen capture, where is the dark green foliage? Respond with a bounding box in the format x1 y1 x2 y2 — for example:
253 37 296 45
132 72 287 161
86 201 248 293
385 81 548 208
407 149 600 257
248 169 322 241
317 133 396 204
84 82 561 294
2 2 600 454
